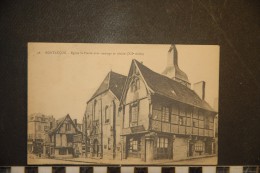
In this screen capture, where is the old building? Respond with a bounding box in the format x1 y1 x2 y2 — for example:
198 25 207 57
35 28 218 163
27 113 55 155
120 45 217 162
84 71 126 159
44 114 83 158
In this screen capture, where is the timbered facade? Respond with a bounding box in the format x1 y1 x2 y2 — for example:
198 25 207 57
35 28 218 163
85 71 126 159
45 114 83 158
120 45 217 162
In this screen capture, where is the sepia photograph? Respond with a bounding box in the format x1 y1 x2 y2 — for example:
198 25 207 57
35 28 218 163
28 43 219 165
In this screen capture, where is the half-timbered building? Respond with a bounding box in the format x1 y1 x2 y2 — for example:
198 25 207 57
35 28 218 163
85 71 126 159
120 45 217 162
44 114 83 158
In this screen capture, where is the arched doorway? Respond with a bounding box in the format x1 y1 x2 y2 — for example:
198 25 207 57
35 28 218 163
93 139 99 157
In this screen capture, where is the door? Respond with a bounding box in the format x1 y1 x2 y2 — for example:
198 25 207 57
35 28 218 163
93 139 99 157
189 143 193 156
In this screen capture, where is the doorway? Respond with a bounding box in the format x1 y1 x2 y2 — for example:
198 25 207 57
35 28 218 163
189 143 194 157
93 139 99 157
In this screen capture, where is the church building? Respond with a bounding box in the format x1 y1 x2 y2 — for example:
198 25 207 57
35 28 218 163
84 71 126 159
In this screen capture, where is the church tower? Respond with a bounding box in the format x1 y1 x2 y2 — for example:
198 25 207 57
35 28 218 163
162 44 191 88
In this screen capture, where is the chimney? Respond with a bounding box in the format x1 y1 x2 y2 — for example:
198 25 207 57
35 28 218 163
193 81 206 100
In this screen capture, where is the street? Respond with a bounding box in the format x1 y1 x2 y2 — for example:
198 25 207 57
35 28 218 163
28 156 217 165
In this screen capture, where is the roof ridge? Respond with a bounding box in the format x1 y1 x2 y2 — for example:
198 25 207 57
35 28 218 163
109 70 127 77
133 59 215 112
134 59 185 88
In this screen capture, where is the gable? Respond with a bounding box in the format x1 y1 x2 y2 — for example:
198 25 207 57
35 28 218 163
122 60 151 104
49 115 81 134
88 71 126 103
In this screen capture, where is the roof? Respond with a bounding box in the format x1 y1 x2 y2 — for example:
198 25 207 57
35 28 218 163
88 71 127 102
48 114 82 134
133 60 215 112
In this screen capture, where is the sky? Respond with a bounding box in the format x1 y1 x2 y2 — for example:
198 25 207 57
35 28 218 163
28 43 219 122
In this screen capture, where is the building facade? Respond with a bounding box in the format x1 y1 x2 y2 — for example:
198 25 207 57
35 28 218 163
120 45 217 162
27 113 55 155
44 114 83 159
84 71 126 159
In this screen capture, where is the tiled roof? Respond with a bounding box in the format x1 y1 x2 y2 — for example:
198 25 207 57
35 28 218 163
88 71 126 102
134 60 215 112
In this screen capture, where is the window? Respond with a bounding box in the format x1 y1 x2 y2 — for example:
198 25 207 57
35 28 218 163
130 78 140 92
186 117 191 126
66 124 71 131
171 105 179 124
156 137 170 159
205 116 210 129
193 119 198 127
162 106 170 122
94 101 97 120
194 141 204 152
157 137 168 148
128 137 141 158
179 117 184 125
129 138 140 152
152 109 161 120
171 114 179 124
108 138 111 150
59 148 67 155
105 106 110 123
130 102 138 125
38 125 41 131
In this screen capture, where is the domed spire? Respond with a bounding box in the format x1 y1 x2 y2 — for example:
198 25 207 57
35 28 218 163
162 45 191 88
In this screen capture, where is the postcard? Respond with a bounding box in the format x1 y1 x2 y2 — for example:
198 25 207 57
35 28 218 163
28 43 219 165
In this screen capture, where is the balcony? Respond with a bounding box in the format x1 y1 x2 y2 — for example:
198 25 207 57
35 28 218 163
150 118 214 137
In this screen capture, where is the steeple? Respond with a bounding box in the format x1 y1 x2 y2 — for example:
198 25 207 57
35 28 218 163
162 44 190 88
